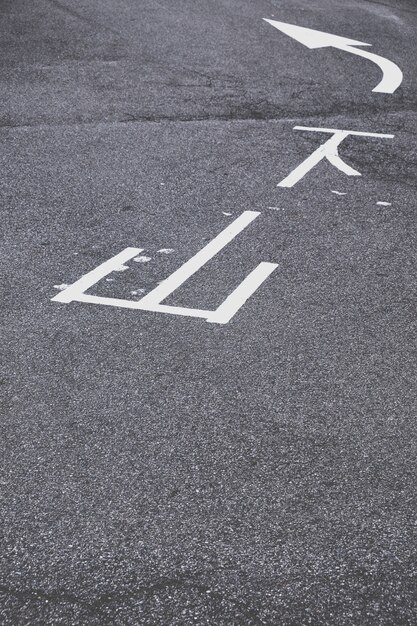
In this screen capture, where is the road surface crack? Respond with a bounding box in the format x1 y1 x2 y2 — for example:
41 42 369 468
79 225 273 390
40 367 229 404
0 578 265 623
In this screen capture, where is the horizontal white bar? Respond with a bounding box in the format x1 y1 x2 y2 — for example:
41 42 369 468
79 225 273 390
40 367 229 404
293 126 394 138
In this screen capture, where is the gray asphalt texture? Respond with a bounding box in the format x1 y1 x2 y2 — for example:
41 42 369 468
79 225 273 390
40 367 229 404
1 0 417 624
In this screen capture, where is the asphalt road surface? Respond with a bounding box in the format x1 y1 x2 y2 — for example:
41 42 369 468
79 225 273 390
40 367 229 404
1 0 417 624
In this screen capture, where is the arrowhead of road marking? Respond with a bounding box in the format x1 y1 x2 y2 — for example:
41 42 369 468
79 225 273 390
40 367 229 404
263 19 371 49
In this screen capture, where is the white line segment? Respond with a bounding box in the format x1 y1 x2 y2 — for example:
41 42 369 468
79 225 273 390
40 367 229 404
207 262 278 324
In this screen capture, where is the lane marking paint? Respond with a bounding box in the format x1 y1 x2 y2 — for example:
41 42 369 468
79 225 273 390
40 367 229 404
278 126 394 188
263 19 403 94
51 212 278 325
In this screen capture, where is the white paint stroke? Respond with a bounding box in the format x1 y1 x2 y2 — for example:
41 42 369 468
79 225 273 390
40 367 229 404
158 248 175 254
377 201 392 206
133 255 152 263
331 190 347 196
222 212 232 216
53 284 69 291
263 19 403 94
208 262 278 324
278 126 394 188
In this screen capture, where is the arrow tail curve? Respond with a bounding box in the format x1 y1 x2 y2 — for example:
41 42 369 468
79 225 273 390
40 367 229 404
343 45 403 94
263 18 403 94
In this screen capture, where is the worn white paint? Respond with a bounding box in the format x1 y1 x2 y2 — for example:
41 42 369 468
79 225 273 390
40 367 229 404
158 248 175 254
278 126 394 188
263 19 403 94
51 213 278 325
51 248 143 304
133 255 152 263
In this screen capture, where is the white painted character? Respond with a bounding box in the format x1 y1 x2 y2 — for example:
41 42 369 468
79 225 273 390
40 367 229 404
278 126 394 188
52 212 278 325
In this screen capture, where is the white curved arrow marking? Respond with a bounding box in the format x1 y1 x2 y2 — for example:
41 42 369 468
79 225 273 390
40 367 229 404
263 19 403 94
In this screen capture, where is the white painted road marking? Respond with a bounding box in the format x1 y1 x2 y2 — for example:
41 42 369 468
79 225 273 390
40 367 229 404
51 212 278 325
263 19 403 94
52 248 144 304
207 262 278 324
278 126 394 188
